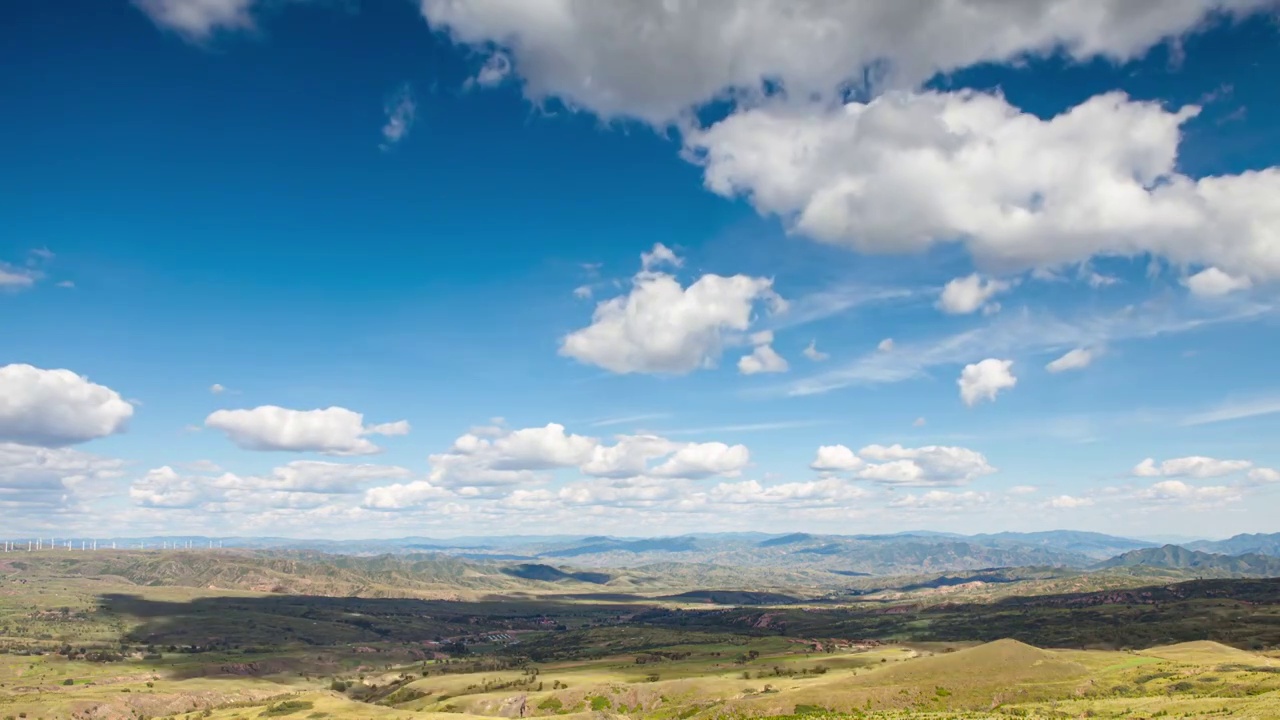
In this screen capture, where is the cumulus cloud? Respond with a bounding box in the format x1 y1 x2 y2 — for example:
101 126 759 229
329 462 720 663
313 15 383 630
1046 494 1094 509
1046 347 1097 373
856 443 996 487
689 90 1280 284
640 242 683 272
420 0 1269 125
1184 267 1253 296
937 274 1011 315
709 477 868 506
652 441 750 478
209 383 226 394
0 262 40 290
1136 479 1241 505
363 479 451 510
380 84 417 150
738 331 789 375
0 364 134 447
471 51 511 88
810 444 863 472
1132 455 1254 478
204 405 410 455
877 338 894 352
958 359 1017 406
889 490 989 510
802 340 829 362
0 442 127 511
561 250 785 374
417 422 750 491
133 0 257 40
130 460 413 511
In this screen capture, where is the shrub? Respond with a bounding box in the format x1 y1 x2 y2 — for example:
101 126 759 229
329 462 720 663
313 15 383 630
259 700 314 717
589 696 612 711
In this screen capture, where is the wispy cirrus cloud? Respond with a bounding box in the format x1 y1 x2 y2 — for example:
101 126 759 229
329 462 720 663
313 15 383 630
774 298 1273 397
1181 396 1280 426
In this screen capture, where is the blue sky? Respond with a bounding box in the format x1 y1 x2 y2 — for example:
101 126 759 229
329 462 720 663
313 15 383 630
3 0 1280 540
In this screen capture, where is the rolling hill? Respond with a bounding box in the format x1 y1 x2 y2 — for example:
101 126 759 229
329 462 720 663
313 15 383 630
1094 545 1280 576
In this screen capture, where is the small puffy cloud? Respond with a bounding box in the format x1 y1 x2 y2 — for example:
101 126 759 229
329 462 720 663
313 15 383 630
1046 494 1094 509
0 263 39 290
641 242 683 272
912 417 926 427
380 84 417 150
958 359 1017 406
0 364 134 447
573 285 593 299
262 461 412 494
0 442 127 510
1008 485 1038 495
877 338 894 352
209 383 226 394
889 490 989 510
856 443 995 487
1046 347 1097 373
561 253 784 374
1184 267 1253 296
204 405 410 455
709 477 868 506
471 51 511 88
133 0 256 40
487 423 598 470
129 466 205 508
802 340 829 362
652 441 750 478
810 444 863 472
1136 479 1241 505
581 434 676 478
1132 455 1253 479
1248 467 1280 484
362 480 451 510
937 274 1010 315
738 335 789 375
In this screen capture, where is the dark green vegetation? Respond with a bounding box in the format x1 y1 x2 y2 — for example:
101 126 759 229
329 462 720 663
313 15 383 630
1097 544 1280 576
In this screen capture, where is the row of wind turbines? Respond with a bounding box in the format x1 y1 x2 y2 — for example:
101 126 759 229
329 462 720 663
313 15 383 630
1 538 226 551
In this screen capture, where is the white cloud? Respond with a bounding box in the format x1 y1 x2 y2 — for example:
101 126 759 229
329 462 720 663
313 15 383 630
1181 396 1280 426
652 441 750 478
421 0 1269 125
912 417 926 428
709 477 868 506
581 434 676 478
1046 347 1097 373
380 84 417 150
958 359 1017 406
937 274 1011 315
0 263 39 290
487 423 598 469
810 444 863 472
802 340 829 362
204 405 410 455
561 252 784 374
877 338 894 352
688 90 1280 284
738 332 789 375
1132 455 1253 478
0 364 134 447
130 466 204 508
1248 467 1280 483
133 0 257 40
362 480 451 510
640 242 683 271
1008 485 1038 495
573 285 593 299
209 383 226 394
0 442 127 510
1184 266 1253 296
856 443 995 487
1136 479 1241 505
472 51 511 87
889 490 989 510
1046 494 1094 509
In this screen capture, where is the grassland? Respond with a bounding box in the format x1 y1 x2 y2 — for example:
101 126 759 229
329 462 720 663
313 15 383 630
4 550 1280 719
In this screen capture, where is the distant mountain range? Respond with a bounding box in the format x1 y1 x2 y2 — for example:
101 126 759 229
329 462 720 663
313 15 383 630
1094 545 1280 577
44 531 1280 578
